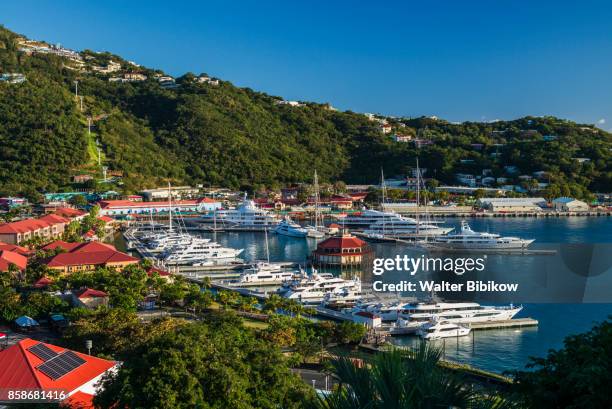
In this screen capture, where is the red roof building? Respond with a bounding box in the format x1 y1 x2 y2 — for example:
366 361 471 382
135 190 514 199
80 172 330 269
312 233 372 267
53 207 88 220
0 215 71 245
72 288 110 309
98 198 221 216
0 338 117 408
33 276 54 289
0 241 31 256
44 241 138 274
0 250 28 271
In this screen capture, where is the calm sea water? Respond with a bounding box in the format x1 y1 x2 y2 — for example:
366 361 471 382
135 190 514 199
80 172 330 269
197 217 612 374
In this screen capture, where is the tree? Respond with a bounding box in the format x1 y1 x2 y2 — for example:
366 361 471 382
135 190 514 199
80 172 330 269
68 194 88 207
333 322 367 345
513 317 612 409
94 316 314 409
315 344 512 409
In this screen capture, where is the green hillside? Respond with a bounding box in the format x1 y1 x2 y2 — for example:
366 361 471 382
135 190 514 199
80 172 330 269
0 25 610 200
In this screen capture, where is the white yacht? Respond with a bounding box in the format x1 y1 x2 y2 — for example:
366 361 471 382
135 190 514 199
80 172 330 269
417 320 471 340
238 262 295 284
274 217 308 238
350 301 407 322
433 221 535 249
161 240 243 265
362 216 453 239
340 209 402 227
322 287 363 307
146 233 210 253
201 194 279 231
398 301 522 324
280 271 361 303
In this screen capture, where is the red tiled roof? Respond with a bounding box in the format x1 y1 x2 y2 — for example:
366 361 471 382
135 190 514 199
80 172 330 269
197 197 220 203
47 250 138 268
63 390 95 409
97 216 113 223
53 207 87 218
0 338 116 403
316 234 368 250
73 288 108 299
0 242 31 256
0 218 53 234
42 241 82 252
147 266 171 277
33 276 53 288
0 250 28 271
39 214 70 224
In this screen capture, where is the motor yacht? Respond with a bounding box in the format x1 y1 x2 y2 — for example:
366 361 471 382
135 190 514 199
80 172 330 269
200 194 279 231
161 240 243 265
417 320 471 340
280 270 361 303
398 301 522 324
238 262 296 284
274 217 308 238
433 221 535 249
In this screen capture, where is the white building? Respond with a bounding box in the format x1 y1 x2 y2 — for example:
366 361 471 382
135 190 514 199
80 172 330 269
477 197 546 212
98 198 221 216
552 197 589 212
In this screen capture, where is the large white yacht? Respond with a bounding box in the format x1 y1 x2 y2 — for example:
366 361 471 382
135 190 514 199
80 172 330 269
349 301 406 322
433 221 535 249
146 232 209 253
201 194 279 231
161 240 243 265
238 262 296 284
340 209 402 227
274 217 308 238
417 320 471 340
398 301 523 324
280 271 361 304
362 216 453 239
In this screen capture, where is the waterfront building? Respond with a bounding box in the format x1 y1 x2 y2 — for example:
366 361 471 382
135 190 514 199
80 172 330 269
312 234 372 267
477 197 546 212
552 197 589 212
139 186 201 200
0 338 118 408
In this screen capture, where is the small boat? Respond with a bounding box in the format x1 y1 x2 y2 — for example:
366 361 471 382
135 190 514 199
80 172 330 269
417 320 471 340
274 217 308 238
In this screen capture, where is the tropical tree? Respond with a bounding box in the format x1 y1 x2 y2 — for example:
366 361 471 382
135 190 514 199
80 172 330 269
314 344 514 409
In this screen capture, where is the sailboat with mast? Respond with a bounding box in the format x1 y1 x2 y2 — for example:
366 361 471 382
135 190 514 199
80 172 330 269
362 163 452 240
305 170 326 238
238 228 297 284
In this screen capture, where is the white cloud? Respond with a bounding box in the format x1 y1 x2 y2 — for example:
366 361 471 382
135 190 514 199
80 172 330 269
596 118 606 125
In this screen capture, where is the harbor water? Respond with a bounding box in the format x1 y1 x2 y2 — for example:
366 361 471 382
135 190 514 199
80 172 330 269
184 217 612 374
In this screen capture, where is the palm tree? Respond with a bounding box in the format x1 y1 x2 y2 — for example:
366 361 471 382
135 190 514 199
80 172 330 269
314 343 515 409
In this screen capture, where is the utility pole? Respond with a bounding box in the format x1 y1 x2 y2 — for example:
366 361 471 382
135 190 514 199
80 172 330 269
87 117 92 136
73 80 78 98
97 147 101 166
79 95 84 111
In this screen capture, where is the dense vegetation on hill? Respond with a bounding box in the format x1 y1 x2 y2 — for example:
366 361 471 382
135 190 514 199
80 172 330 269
0 25 611 199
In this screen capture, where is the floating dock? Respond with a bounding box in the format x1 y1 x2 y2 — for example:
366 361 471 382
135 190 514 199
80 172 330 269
467 318 538 330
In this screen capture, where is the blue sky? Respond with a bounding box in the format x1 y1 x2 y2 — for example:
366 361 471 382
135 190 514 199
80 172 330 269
2 1 612 127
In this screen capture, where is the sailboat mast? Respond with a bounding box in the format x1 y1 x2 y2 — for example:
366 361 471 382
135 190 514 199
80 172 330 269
314 170 320 229
380 168 386 235
168 182 172 231
264 228 270 263
415 159 420 235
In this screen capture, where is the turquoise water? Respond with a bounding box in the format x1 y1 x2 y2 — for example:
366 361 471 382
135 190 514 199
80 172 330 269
198 217 612 374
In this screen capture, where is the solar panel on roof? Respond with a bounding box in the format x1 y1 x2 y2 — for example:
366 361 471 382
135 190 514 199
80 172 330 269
27 343 59 362
37 351 86 380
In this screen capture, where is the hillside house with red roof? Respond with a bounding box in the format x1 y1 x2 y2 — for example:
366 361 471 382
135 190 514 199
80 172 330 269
44 241 139 274
0 215 70 245
71 288 109 309
0 241 31 256
312 233 372 267
0 250 28 272
0 338 118 408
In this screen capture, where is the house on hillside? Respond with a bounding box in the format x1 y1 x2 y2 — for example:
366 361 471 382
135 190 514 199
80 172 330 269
71 288 109 309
